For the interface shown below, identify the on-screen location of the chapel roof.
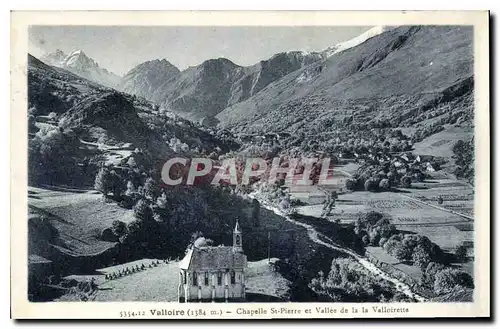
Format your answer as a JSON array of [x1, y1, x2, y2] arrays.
[[179, 246, 247, 271]]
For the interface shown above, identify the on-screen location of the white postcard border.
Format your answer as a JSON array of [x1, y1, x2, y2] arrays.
[[10, 10, 490, 319]]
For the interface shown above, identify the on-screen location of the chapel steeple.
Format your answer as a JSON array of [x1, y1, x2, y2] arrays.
[[233, 219, 243, 253]]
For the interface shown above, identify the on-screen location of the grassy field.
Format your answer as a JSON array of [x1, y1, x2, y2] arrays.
[[366, 247, 424, 282], [58, 258, 290, 302], [294, 174, 475, 285], [244, 258, 291, 300], [413, 125, 474, 159], [28, 186, 136, 256], [288, 166, 354, 205]]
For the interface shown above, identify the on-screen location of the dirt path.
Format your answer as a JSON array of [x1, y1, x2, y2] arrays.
[[250, 193, 427, 302]]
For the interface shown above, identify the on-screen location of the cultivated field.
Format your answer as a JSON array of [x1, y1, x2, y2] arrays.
[[295, 175, 475, 284], [397, 178, 474, 218], [296, 178, 474, 254]]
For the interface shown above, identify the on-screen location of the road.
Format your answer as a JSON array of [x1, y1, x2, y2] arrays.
[[250, 193, 428, 302]]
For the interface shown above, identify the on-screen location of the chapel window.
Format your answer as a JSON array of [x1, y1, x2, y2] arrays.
[[230, 271, 236, 284]]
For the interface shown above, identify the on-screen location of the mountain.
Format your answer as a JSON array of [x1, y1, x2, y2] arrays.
[[27, 53, 238, 187], [148, 58, 245, 121], [122, 51, 325, 122], [215, 26, 474, 154], [40, 49, 67, 65], [117, 59, 180, 100], [322, 26, 392, 57], [41, 49, 120, 88], [118, 27, 394, 122], [227, 51, 325, 107]]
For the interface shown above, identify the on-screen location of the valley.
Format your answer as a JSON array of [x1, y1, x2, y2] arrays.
[[27, 25, 475, 303]]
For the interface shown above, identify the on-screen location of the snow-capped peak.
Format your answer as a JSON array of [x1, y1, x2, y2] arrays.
[[69, 49, 82, 55], [40, 48, 120, 87], [287, 50, 310, 56], [64, 49, 99, 70], [324, 26, 394, 57]]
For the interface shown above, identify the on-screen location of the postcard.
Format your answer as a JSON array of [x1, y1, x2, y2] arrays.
[[10, 10, 490, 319]]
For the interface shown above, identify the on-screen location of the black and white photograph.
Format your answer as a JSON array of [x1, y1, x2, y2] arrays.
[[10, 10, 490, 319]]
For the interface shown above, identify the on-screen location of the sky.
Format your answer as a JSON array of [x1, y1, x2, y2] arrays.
[[29, 26, 372, 76]]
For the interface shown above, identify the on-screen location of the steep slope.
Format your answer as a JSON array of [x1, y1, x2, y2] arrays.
[[28, 54, 238, 187], [150, 58, 243, 121], [59, 91, 156, 148], [117, 59, 180, 99], [216, 26, 474, 146], [28, 54, 109, 115], [227, 51, 325, 106], [123, 51, 324, 122], [41, 49, 121, 88]]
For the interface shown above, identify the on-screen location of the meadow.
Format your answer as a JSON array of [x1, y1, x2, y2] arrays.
[[57, 258, 291, 302], [28, 186, 136, 256], [294, 174, 474, 282]]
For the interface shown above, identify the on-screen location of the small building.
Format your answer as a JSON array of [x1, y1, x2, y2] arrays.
[[178, 220, 247, 302], [426, 162, 436, 172], [416, 155, 434, 163]]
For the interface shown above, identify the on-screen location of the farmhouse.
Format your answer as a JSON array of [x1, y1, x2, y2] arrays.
[[416, 155, 434, 163], [426, 162, 436, 172], [178, 220, 247, 302]]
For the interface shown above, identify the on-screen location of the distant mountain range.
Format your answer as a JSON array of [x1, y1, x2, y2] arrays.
[[36, 25, 474, 154], [216, 26, 474, 133], [115, 51, 325, 123], [38, 27, 391, 123], [41, 49, 121, 88], [115, 26, 393, 123]]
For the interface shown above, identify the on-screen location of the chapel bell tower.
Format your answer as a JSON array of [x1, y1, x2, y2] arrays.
[[233, 219, 243, 253]]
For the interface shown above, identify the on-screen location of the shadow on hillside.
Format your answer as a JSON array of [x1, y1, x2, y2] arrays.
[[389, 188, 411, 193], [39, 184, 92, 193], [246, 292, 286, 302], [396, 229, 418, 235], [410, 186, 430, 190], [29, 205, 76, 226], [394, 260, 413, 266], [390, 185, 430, 193]]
